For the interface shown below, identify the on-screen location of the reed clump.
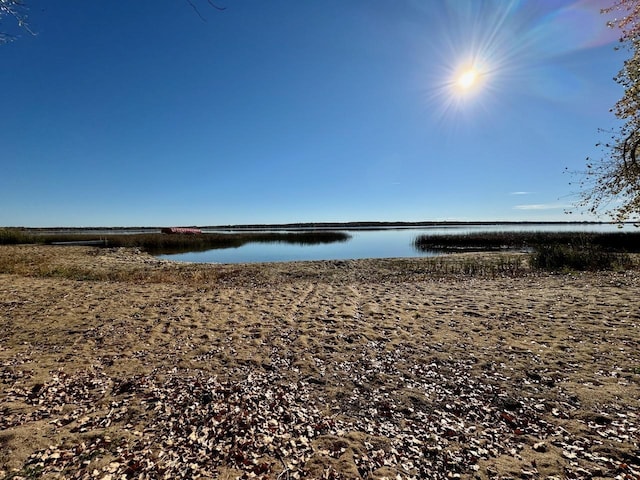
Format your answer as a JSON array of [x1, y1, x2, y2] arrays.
[[0, 228, 33, 244]]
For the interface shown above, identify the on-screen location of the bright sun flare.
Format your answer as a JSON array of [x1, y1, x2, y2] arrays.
[[457, 68, 479, 90]]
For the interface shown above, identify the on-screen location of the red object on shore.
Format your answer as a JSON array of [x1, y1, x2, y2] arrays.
[[161, 227, 202, 234]]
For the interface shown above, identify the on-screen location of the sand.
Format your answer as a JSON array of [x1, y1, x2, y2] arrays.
[[0, 245, 638, 479]]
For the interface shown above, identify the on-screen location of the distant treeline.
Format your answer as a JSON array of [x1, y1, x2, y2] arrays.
[[10, 220, 624, 233], [0, 229, 350, 254], [201, 221, 618, 231]]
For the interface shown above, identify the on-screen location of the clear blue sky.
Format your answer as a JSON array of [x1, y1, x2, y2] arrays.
[[0, 0, 627, 227]]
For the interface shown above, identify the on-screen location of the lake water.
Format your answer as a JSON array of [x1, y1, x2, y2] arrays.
[[157, 223, 634, 264]]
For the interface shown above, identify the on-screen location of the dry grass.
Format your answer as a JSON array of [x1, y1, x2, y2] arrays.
[[0, 245, 534, 285]]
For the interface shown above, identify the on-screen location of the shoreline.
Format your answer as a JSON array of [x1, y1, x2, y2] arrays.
[[1, 245, 638, 479]]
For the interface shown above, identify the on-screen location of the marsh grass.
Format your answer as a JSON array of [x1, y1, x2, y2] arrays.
[[0, 229, 350, 254], [0, 228, 32, 244], [414, 231, 640, 252], [414, 231, 639, 271]]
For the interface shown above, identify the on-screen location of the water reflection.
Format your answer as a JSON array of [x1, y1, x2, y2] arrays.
[[152, 231, 351, 255]]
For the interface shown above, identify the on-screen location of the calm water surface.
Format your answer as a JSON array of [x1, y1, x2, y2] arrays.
[[157, 223, 633, 264]]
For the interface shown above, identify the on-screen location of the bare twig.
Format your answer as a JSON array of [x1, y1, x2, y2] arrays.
[[185, 0, 225, 23], [207, 0, 226, 11], [186, 0, 207, 22]]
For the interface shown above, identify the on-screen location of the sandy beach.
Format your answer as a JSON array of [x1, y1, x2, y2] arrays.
[[1, 245, 639, 479]]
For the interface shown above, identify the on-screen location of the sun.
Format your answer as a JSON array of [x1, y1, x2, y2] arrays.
[[457, 68, 479, 90], [453, 66, 487, 96]]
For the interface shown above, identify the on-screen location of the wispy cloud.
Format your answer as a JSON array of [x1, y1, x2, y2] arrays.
[[514, 203, 568, 211], [510, 191, 533, 195]]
